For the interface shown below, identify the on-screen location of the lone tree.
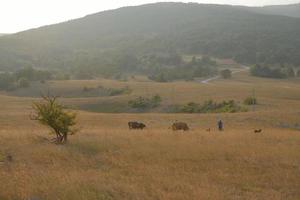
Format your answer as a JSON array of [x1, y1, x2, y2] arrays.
[[31, 95, 77, 144], [220, 69, 232, 79]]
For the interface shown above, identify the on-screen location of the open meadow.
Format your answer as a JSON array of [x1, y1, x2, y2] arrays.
[[0, 71, 300, 200]]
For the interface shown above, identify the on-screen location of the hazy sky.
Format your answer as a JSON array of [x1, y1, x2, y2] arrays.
[[1, 0, 299, 33]]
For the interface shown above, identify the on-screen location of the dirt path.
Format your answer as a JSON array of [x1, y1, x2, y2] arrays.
[[200, 65, 249, 84]]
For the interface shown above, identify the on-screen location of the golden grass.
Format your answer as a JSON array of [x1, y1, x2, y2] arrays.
[[0, 73, 300, 199], [0, 124, 299, 200]]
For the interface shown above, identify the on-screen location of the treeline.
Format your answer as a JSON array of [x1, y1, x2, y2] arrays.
[[0, 67, 53, 91], [127, 96, 248, 113], [250, 64, 299, 79], [67, 53, 218, 82], [1, 3, 300, 72], [128, 95, 162, 111], [173, 100, 247, 113], [82, 86, 131, 97], [147, 55, 217, 82]]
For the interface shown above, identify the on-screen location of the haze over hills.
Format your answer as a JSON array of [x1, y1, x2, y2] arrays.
[[252, 3, 300, 18], [0, 2, 299, 73]]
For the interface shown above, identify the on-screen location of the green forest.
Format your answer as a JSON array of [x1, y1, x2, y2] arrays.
[[0, 3, 300, 79]]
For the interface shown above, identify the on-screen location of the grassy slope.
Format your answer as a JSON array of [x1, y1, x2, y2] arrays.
[[0, 72, 300, 199], [5, 69, 300, 113], [1, 3, 300, 71]]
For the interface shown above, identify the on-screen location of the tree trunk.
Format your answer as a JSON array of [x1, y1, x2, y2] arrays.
[[54, 130, 63, 144], [62, 133, 68, 144]]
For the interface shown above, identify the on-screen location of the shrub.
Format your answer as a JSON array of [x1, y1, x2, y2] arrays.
[[250, 64, 290, 79], [31, 95, 77, 144], [54, 73, 70, 80], [150, 95, 162, 107], [178, 100, 247, 113], [82, 86, 91, 92], [220, 69, 232, 79], [74, 71, 93, 80], [148, 73, 168, 82], [18, 78, 30, 88], [0, 73, 15, 91], [244, 97, 257, 105], [128, 95, 162, 110], [180, 102, 200, 113], [82, 86, 131, 96], [107, 87, 131, 96], [15, 67, 52, 81]]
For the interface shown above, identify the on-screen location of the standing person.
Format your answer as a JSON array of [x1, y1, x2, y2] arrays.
[[218, 120, 223, 131]]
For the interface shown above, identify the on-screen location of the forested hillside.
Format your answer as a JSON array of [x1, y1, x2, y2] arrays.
[[0, 2, 300, 74], [252, 3, 300, 18]]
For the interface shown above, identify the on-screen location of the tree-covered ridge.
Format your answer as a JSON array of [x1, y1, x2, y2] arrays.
[[251, 3, 300, 18], [0, 2, 300, 72]]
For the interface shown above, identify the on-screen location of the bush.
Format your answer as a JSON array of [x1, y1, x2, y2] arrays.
[[107, 87, 131, 96], [31, 95, 77, 144], [0, 73, 15, 91], [148, 73, 168, 82], [74, 71, 93, 80], [18, 78, 30, 88], [220, 69, 232, 79], [180, 102, 199, 113], [244, 97, 257, 105], [129, 97, 149, 109], [128, 95, 162, 110], [0, 68, 54, 91], [82, 86, 131, 96], [178, 100, 247, 113], [250, 64, 290, 79], [15, 67, 52, 81], [54, 73, 70, 80]]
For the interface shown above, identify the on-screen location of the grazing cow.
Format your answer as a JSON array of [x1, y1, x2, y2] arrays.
[[254, 129, 262, 133], [172, 122, 189, 131], [206, 128, 211, 132], [128, 121, 146, 130]]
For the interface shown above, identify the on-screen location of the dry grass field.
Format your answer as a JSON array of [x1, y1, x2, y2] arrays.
[[0, 71, 300, 199]]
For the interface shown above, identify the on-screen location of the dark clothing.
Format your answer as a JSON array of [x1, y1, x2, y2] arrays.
[[218, 120, 223, 131]]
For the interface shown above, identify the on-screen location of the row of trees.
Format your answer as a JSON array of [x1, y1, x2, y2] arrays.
[[0, 67, 53, 91], [65, 53, 219, 82], [250, 64, 299, 79], [1, 3, 300, 72], [128, 95, 162, 111], [147, 55, 218, 82], [176, 100, 247, 113]]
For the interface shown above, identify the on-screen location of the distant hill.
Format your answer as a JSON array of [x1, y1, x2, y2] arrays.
[[252, 3, 300, 18], [0, 34, 6, 37], [0, 2, 300, 72]]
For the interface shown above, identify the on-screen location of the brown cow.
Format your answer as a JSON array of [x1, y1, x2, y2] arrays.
[[172, 122, 189, 131], [128, 122, 146, 130], [254, 129, 262, 133]]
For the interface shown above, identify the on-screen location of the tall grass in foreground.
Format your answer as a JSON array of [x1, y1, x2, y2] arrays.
[[0, 127, 299, 200]]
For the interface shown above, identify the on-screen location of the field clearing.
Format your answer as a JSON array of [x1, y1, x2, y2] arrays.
[[0, 72, 300, 199], [2, 71, 300, 113]]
